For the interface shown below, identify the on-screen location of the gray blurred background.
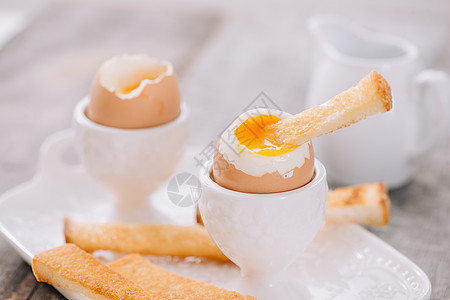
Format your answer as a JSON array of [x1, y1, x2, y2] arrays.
[[0, 0, 449, 299]]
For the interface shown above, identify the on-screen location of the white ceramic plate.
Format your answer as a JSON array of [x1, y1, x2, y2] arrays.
[[0, 130, 431, 300]]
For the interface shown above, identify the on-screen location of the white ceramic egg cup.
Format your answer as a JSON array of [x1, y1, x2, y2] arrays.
[[73, 97, 189, 223], [199, 160, 328, 300]]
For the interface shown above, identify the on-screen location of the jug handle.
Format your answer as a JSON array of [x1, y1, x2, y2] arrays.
[[35, 129, 81, 181], [408, 69, 449, 161]]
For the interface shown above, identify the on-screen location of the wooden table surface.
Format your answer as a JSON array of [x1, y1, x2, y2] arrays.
[[0, 0, 449, 299]]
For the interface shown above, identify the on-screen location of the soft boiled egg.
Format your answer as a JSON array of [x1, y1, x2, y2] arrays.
[[86, 54, 180, 129], [212, 108, 314, 194]]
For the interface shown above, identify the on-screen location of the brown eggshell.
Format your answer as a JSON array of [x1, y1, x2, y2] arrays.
[[212, 142, 315, 194], [86, 64, 180, 129]]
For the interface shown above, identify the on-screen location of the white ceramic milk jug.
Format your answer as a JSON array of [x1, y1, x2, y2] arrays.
[[306, 14, 449, 189]]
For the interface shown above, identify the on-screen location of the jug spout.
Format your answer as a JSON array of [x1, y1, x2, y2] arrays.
[[307, 14, 417, 62]]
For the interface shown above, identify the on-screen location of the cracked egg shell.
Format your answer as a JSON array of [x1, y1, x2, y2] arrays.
[[212, 141, 315, 194], [211, 109, 315, 194], [86, 54, 180, 129]]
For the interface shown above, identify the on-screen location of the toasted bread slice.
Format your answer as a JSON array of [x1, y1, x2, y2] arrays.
[[64, 219, 228, 261], [326, 182, 390, 226], [108, 254, 255, 299], [266, 70, 392, 146], [32, 244, 153, 300]]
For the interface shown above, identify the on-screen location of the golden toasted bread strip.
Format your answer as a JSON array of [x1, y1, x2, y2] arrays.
[[326, 182, 390, 226], [108, 254, 255, 299], [64, 219, 228, 261], [197, 182, 390, 227], [266, 70, 392, 146], [32, 244, 154, 300]]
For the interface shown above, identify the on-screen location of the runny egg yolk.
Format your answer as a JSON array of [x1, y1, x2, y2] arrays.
[[234, 114, 297, 156], [117, 67, 168, 95], [119, 82, 145, 94], [118, 75, 157, 94]]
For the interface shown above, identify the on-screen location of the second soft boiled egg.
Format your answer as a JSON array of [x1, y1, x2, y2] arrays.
[[212, 108, 315, 194], [87, 54, 180, 129]]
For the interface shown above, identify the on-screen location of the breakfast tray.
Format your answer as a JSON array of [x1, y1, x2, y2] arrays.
[[0, 130, 432, 299]]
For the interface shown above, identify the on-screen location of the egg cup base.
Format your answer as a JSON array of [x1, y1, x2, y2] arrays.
[[73, 97, 190, 223], [235, 272, 310, 300], [199, 159, 328, 300]]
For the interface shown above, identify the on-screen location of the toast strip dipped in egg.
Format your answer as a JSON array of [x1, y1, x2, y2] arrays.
[[265, 70, 392, 147]]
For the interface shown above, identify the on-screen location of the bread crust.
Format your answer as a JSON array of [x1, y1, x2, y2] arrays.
[[64, 219, 228, 261], [326, 182, 390, 226], [266, 70, 392, 146], [32, 244, 154, 299], [32, 244, 253, 299], [108, 254, 255, 299]]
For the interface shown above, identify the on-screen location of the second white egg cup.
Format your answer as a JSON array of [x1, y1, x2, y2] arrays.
[[199, 159, 328, 299], [73, 97, 189, 223]]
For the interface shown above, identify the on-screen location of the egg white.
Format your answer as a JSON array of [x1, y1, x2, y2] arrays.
[[99, 54, 173, 100], [218, 108, 312, 177]]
